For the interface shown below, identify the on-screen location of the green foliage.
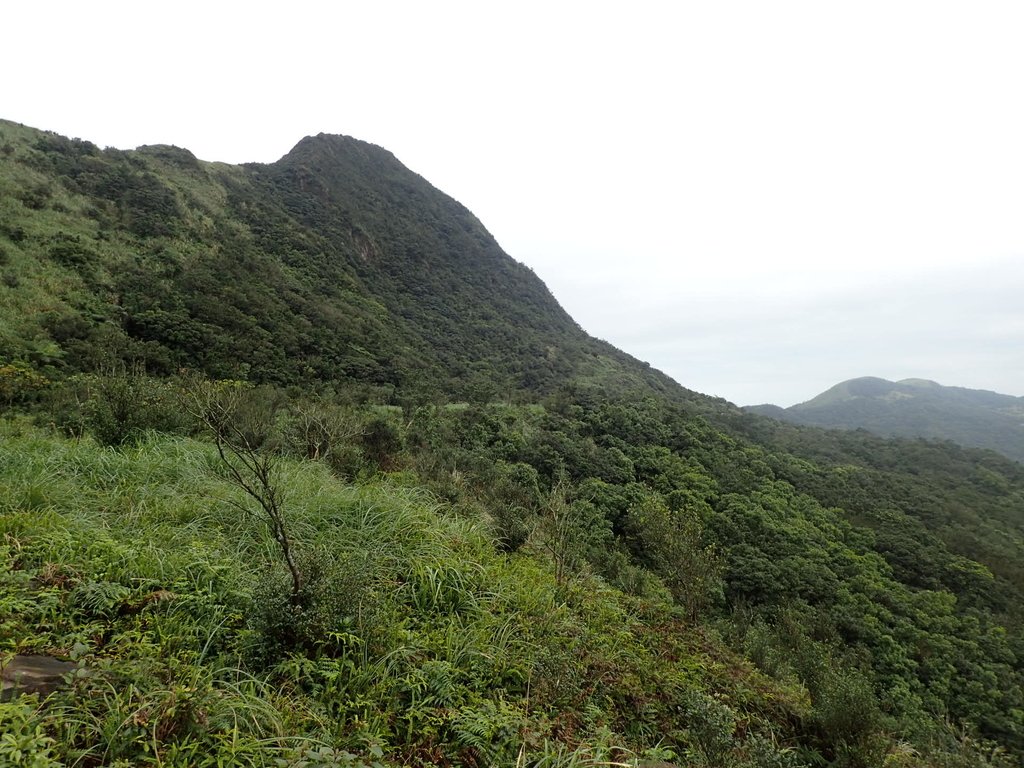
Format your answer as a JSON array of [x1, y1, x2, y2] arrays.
[[75, 371, 186, 446], [283, 396, 365, 465], [185, 377, 304, 612], [246, 547, 374, 667], [0, 423, 813, 766], [484, 460, 542, 551], [533, 480, 591, 586], [0, 118, 682, 403], [0, 699, 61, 768], [0, 361, 48, 408], [622, 494, 722, 620], [396, 397, 1024, 760], [360, 415, 403, 471]]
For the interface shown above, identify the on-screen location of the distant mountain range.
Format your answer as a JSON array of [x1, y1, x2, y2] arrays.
[[746, 377, 1024, 462]]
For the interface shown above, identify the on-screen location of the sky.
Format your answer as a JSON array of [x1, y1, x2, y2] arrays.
[[4, 1, 1023, 406]]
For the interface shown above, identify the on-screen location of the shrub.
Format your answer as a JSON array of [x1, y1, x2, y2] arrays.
[[361, 417, 403, 471], [246, 549, 375, 667], [283, 397, 365, 464], [0, 361, 49, 408], [79, 371, 186, 446]]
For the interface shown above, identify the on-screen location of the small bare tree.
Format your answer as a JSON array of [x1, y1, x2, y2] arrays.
[[185, 380, 303, 603]]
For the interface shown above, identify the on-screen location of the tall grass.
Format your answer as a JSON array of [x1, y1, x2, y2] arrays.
[[0, 421, 809, 766]]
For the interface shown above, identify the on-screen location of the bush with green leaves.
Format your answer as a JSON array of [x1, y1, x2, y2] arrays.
[[0, 699, 61, 768], [44, 371, 186, 446], [0, 361, 48, 409]]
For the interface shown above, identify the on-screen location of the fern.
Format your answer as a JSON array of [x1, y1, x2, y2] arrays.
[[70, 579, 131, 618], [452, 699, 522, 765]]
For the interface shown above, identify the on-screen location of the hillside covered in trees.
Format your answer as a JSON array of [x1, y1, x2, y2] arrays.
[[746, 377, 1024, 463], [1, 120, 1023, 767]]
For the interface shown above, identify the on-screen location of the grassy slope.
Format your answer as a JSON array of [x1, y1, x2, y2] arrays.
[[1, 420, 807, 767]]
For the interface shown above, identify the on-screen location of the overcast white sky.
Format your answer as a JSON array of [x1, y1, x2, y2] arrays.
[[4, 1, 1023, 405]]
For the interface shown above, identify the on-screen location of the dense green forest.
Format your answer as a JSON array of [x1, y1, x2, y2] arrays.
[[1, 120, 1022, 767], [746, 377, 1024, 463]]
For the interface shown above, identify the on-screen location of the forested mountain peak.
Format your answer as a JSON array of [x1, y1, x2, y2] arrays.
[[747, 376, 1024, 462], [0, 118, 662, 401], [898, 377, 942, 388], [277, 131, 405, 174]]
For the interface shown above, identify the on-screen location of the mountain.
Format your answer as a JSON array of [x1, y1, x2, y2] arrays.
[[0, 119, 681, 405], [3, 119, 1024, 766], [746, 376, 1024, 462]]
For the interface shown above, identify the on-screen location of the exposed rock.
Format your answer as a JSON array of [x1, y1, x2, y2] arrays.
[[1, 655, 77, 700]]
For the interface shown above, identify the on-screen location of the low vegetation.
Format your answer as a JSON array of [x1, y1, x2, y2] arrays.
[[2, 411, 804, 767], [2, 372, 1022, 766]]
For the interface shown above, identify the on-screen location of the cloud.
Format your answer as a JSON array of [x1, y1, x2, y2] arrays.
[[562, 260, 1024, 406]]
